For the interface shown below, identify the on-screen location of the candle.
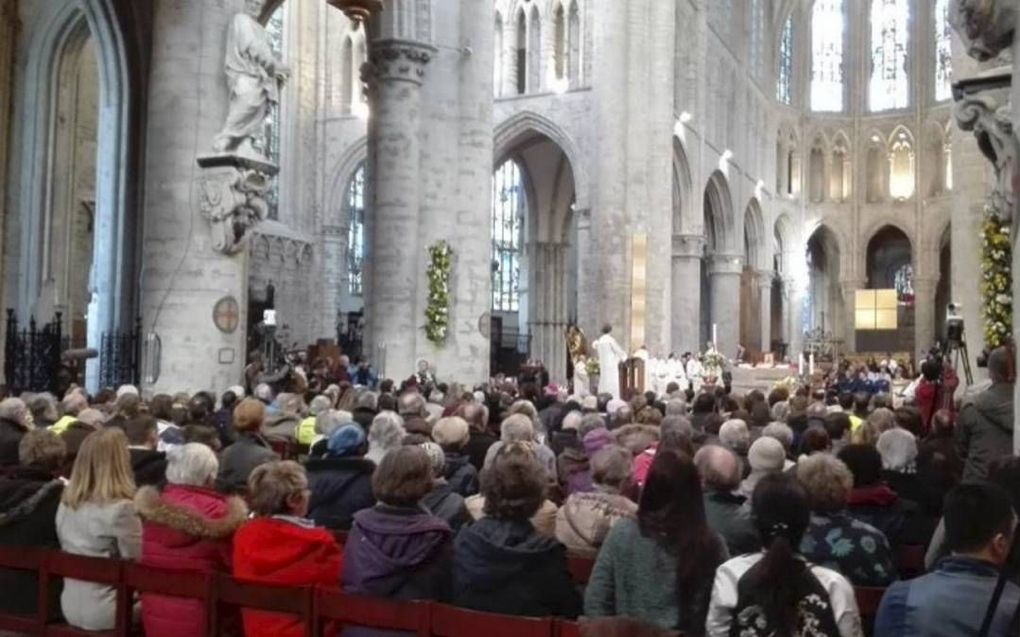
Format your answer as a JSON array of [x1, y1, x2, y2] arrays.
[[799, 353, 805, 376], [809, 353, 815, 377], [712, 324, 717, 347]]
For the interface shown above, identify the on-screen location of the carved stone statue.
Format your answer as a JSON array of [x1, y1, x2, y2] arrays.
[[199, 168, 270, 254], [212, 0, 289, 156], [949, 0, 1020, 62]]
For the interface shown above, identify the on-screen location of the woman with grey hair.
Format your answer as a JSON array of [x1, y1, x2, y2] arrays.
[[555, 445, 638, 555], [135, 443, 248, 637], [877, 428, 942, 515], [0, 398, 32, 467], [307, 408, 352, 458], [481, 414, 557, 478], [365, 411, 406, 465]]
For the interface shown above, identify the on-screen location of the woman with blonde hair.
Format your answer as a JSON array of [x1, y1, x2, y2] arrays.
[[57, 428, 142, 630]]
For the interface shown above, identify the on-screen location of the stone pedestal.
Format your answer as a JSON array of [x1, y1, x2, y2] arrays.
[[362, 39, 433, 380], [139, 0, 253, 396], [708, 254, 742, 359], [671, 234, 703, 354]]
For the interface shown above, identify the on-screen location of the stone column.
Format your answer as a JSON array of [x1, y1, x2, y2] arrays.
[[574, 208, 596, 339], [671, 234, 703, 354], [531, 241, 569, 383], [502, 20, 519, 97], [139, 0, 254, 395], [781, 277, 797, 359], [913, 277, 937, 357], [758, 272, 773, 355], [362, 40, 434, 380], [708, 254, 743, 359], [321, 223, 347, 334], [840, 279, 864, 354], [0, 0, 14, 359]]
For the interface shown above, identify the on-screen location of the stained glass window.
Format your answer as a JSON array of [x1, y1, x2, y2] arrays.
[[778, 16, 793, 104], [935, 0, 953, 101], [347, 163, 366, 297], [492, 160, 525, 312], [811, 0, 844, 112], [869, 0, 910, 111], [259, 5, 285, 220]]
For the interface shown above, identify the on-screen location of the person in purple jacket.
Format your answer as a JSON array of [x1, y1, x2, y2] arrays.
[[342, 445, 453, 637]]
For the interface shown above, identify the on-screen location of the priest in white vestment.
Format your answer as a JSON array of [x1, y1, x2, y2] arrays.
[[573, 355, 590, 398], [668, 354, 687, 394], [593, 325, 627, 399]]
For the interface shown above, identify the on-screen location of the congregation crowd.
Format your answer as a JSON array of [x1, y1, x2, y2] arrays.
[[0, 346, 1016, 637]]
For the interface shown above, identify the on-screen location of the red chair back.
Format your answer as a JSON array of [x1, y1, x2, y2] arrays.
[[123, 563, 214, 598], [313, 588, 427, 636], [855, 586, 886, 628], [567, 555, 595, 586], [430, 604, 553, 637], [895, 544, 926, 579]]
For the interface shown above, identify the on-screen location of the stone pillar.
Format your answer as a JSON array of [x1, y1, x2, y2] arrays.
[[913, 277, 937, 358], [671, 234, 703, 354], [321, 223, 347, 334], [575, 208, 596, 339], [502, 20, 519, 97], [139, 0, 253, 395], [362, 40, 433, 380], [781, 277, 797, 360], [708, 254, 742, 359], [532, 241, 569, 383], [840, 279, 864, 354], [758, 272, 773, 355], [0, 0, 14, 357]]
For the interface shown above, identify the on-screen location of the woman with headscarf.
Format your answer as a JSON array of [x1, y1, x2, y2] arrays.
[[877, 428, 942, 516]]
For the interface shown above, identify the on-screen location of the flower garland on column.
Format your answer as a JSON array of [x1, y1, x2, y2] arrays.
[[425, 241, 453, 344], [980, 206, 1012, 349]]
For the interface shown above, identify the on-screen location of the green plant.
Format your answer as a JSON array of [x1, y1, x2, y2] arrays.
[[424, 241, 453, 344], [980, 209, 1012, 349]]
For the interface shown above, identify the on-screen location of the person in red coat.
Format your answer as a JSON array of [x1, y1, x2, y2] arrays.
[[233, 460, 343, 637], [135, 443, 248, 637]]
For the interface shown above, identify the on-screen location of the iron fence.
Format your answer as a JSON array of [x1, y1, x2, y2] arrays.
[[3, 310, 64, 394]]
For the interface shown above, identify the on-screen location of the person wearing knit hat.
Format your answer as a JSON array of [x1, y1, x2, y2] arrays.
[[739, 436, 787, 498], [305, 421, 375, 530], [419, 441, 469, 530], [432, 417, 478, 497]]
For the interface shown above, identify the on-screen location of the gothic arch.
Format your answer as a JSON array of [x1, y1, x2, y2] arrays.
[[704, 170, 736, 254], [494, 111, 590, 209], [328, 136, 369, 223], [10, 0, 143, 379], [743, 199, 768, 271], [804, 220, 849, 281], [672, 137, 695, 233]]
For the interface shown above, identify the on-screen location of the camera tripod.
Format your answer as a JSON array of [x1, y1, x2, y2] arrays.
[[945, 337, 974, 386]]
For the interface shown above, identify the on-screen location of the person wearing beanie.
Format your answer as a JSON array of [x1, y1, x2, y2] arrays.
[[432, 417, 478, 497], [739, 437, 786, 499], [420, 441, 469, 531], [305, 422, 376, 530]]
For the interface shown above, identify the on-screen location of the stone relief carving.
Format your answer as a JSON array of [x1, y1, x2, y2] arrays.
[[199, 168, 270, 255], [949, 0, 1019, 62], [368, 41, 434, 85], [955, 88, 1019, 227], [212, 0, 290, 157]]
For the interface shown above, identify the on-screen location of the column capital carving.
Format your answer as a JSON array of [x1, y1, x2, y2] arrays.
[[954, 80, 1018, 225], [672, 234, 704, 258], [707, 253, 743, 276], [756, 271, 776, 290], [367, 39, 436, 86], [949, 0, 1018, 62]]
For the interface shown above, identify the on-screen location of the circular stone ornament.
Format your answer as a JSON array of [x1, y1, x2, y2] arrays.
[[213, 296, 241, 334]]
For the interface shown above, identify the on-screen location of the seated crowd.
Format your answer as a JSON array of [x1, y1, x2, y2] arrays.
[[0, 346, 1015, 637]]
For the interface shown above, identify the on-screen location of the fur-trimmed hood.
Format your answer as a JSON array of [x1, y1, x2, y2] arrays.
[[135, 485, 248, 539]]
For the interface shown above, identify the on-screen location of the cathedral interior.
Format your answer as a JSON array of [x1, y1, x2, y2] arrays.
[[0, 0, 1013, 396]]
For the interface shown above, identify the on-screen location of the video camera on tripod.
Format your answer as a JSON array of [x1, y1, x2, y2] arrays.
[[942, 303, 974, 386]]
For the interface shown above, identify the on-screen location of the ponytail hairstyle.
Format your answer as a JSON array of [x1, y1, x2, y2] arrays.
[[746, 473, 812, 635], [638, 450, 723, 634]]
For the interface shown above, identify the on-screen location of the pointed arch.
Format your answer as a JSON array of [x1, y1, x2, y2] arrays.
[[494, 111, 590, 209], [743, 199, 768, 270], [672, 137, 695, 233], [704, 170, 736, 254]]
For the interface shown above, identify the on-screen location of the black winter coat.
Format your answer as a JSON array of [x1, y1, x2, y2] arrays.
[[452, 517, 581, 619], [129, 448, 168, 488], [442, 453, 478, 497], [0, 465, 64, 618], [306, 456, 377, 530], [0, 418, 26, 468], [465, 433, 498, 472]]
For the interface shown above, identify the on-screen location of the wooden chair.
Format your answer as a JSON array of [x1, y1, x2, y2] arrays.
[[854, 586, 886, 633], [429, 604, 554, 637], [895, 544, 926, 579], [312, 588, 426, 637], [42, 552, 127, 637], [216, 574, 314, 637], [567, 555, 595, 586], [0, 546, 48, 635]]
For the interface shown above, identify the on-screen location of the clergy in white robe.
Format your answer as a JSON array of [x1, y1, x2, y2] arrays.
[[667, 355, 687, 393], [686, 355, 704, 394], [593, 326, 627, 399], [652, 356, 670, 396]]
